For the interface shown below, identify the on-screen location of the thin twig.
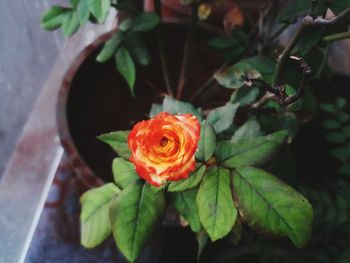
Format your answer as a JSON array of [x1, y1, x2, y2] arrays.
[[317, 44, 330, 77], [189, 60, 230, 102], [156, 32, 174, 96], [273, 6, 350, 86], [176, 3, 197, 100], [323, 31, 350, 42]]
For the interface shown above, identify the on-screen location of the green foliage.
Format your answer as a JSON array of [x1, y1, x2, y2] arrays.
[[231, 119, 262, 143], [41, 6, 70, 31], [207, 103, 239, 133], [169, 189, 201, 232], [77, 0, 91, 25], [230, 85, 260, 106], [96, 31, 124, 63], [215, 130, 288, 168], [62, 11, 80, 37], [197, 167, 238, 241], [110, 181, 165, 262], [195, 121, 216, 161], [331, 0, 350, 14], [168, 165, 206, 192], [90, 0, 111, 23], [97, 130, 131, 159], [80, 183, 120, 248], [112, 158, 139, 188], [124, 33, 151, 66], [130, 13, 160, 32], [162, 96, 203, 120], [233, 167, 313, 247], [214, 56, 275, 89], [321, 98, 350, 175], [116, 47, 136, 96], [277, 0, 328, 24]]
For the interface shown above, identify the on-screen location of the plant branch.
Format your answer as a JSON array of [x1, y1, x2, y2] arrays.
[[189, 60, 230, 102], [273, 6, 350, 86], [323, 31, 350, 42], [247, 56, 311, 109], [176, 3, 197, 100], [156, 32, 174, 96]]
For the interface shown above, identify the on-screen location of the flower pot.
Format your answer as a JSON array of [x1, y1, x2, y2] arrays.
[[57, 22, 226, 188]]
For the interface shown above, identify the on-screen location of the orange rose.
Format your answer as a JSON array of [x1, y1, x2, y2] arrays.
[[128, 112, 201, 186]]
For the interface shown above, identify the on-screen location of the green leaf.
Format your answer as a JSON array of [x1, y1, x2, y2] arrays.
[[119, 18, 133, 31], [338, 112, 350, 123], [149, 103, 163, 117], [325, 132, 346, 144], [231, 119, 262, 143], [208, 37, 238, 49], [277, 0, 328, 23], [131, 13, 160, 32], [321, 120, 341, 129], [297, 27, 325, 56], [336, 97, 347, 109], [70, 0, 80, 9], [110, 181, 165, 262], [96, 31, 124, 62], [207, 103, 239, 133], [214, 56, 275, 89], [97, 130, 131, 159], [330, 147, 350, 161], [62, 11, 80, 37], [343, 126, 350, 137], [197, 167, 237, 241], [331, 0, 350, 14], [216, 130, 288, 168], [77, 0, 91, 25], [116, 47, 136, 96], [196, 230, 208, 260], [41, 6, 70, 31], [232, 167, 313, 248], [230, 86, 259, 105], [338, 164, 350, 175], [112, 158, 139, 188], [169, 189, 201, 232], [168, 165, 206, 192], [320, 103, 338, 114], [124, 33, 151, 66], [90, 0, 111, 23], [162, 96, 203, 120], [196, 121, 216, 162], [80, 183, 120, 248]]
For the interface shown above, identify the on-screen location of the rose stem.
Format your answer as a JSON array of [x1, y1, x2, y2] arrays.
[[154, 0, 174, 97], [176, 3, 198, 100]]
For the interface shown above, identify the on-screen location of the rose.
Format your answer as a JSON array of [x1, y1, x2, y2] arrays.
[[128, 112, 200, 186]]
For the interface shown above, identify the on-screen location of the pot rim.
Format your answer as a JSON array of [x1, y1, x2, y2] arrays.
[[56, 30, 117, 189]]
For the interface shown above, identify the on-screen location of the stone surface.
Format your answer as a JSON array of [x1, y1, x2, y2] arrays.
[[0, 0, 65, 180]]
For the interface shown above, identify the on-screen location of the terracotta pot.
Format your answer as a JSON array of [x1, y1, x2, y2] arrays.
[[56, 22, 226, 189]]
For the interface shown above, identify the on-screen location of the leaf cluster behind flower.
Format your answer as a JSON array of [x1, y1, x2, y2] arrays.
[[81, 96, 313, 262]]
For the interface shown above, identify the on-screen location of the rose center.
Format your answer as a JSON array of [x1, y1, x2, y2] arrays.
[[160, 137, 168, 147]]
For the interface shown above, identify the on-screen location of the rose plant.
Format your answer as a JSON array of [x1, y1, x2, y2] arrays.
[[41, 0, 350, 262]]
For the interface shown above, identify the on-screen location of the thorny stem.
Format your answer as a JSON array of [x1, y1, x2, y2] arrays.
[[176, 3, 198, 100], [246, 56, 312, 109], [273, 6, 350, 86], [273, 25, 306, 86]]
